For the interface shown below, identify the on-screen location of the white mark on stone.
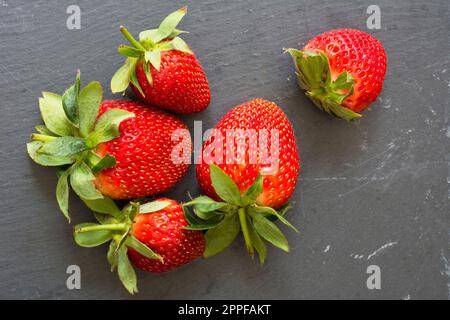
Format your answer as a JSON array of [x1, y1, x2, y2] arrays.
[[425, 188, 434, 200], [403, 294, 411, 300], [367, 242, 398, 260], [381, 97, 391, 109], [324, 245, 330, 253], [441, 248, 450, 299], [350, 253, 365, 260]]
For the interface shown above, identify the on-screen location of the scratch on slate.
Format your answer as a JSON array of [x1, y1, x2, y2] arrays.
[[367, 242, 398, 260], [337, 179, 373, 199]]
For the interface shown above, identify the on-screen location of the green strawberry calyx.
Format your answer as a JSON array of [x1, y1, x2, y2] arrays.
[[111, 6, 193, 95], [183, 164, 299, 264], [285, 48, 362, 121], [74, 198, 171, 294], [26, 71, 135, 222]]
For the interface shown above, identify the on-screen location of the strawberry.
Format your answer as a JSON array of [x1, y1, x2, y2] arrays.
[[94, 100, 191, 200], [128, 198, 205, 273], [184, 99, 300, 263], [27, 72, 191, 222], [286, 29, 387, 120], [111, 7, 210, 114], [74, 198, 205, 294]]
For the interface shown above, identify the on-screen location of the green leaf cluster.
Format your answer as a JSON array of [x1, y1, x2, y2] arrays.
[[286, 48, 361, 121], [73, 198, 170, 294], [183, 164, 299, 264], [111, 7, 193, 95], [27, 71, 134, 222]]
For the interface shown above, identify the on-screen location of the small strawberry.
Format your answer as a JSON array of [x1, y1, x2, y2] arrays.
[[74, 198, 205, 294], [111, 7, 211, 114], [27, 72, 191, 222], [286, 29, 387, 120], [184, 99, 300, 263]]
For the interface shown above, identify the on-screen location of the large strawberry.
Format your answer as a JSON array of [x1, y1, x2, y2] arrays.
[[184, 99, 300, 263], [27, 72, 192, 222], [286, 29, 387, 120], [111, 7, 210, 114], [93, 100, 191, 199], [74, 198, 205, 294]]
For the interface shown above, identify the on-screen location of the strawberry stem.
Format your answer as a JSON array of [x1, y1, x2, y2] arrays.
[[120, 26, 145, 51], [238, 207, 254, 257], [75, 223, 128, 233], [31, 133, 57, 143]]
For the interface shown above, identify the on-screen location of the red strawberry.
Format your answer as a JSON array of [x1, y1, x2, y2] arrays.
[[184, 99, 300, 263], [196, 99, 300, 209], [287, 29, 387, 120], [111, 7, 210, 114], [128, 198, 205, 273], [94, 100, 192, 199], [74, 198, 205, 294], [28, 73, 192, 222]]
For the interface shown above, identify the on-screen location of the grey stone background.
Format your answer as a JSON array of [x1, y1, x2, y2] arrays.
[[0, 0, 448, 299]]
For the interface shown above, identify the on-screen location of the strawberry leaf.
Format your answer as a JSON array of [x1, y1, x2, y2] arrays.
[[203, 214, 240, 258], [247, 217, 267, 264], [193, 207, 223, 220], [39, 92, 73, 136], [111, 57, 137, 94], [152, 7, 187, 43], [107, 241, 119, 272], [70, 160, 103, 200], [184, 195, 232, 213], [171, 37, 193, 54], [242, 173, 263, 205], [82, 197, 122, 217], [118, 45, 144, 58], [73, 223, 114, 247], [117, 246, 138, 294], [183, 214, 224, 230], [249, 206, 299, 233], [35, 125, 57, 136], [125, 236, 162, 261], [142, 61, 153, 86], [62, 71, 81, 125], [37, 136, 87, 157], [56, 168, 71, 222], [27, 141, 74, 166], [91, 154, 116, 174], [78, 81, 103, 137], [94, 212, 117, 225], [209, 164, 242, 206], [144, 49, 162, 71], [251, 213, 289, 252], [86, 109, 134, 147], [139, 28, 187, 43], [183, 206, 198, 226], [129, 65, 145, 96], [139, 200, 171, 214]]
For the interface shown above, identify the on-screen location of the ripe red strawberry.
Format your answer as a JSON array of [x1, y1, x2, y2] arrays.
[[111, 7, 210, 114], [74, 198, 205, 294], [128, 198, 205, 273], [27, 73, 192, 222], [287, 29, 387, 120], [94, 100, 192, 199], [196, 99, 300, 209], [184, 99, 300, 263]]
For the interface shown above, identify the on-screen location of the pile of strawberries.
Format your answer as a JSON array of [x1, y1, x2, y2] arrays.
[[27, 7, 386, 294]]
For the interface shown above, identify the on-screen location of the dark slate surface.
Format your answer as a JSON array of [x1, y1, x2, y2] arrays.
[[0, 0, 449, 300]]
